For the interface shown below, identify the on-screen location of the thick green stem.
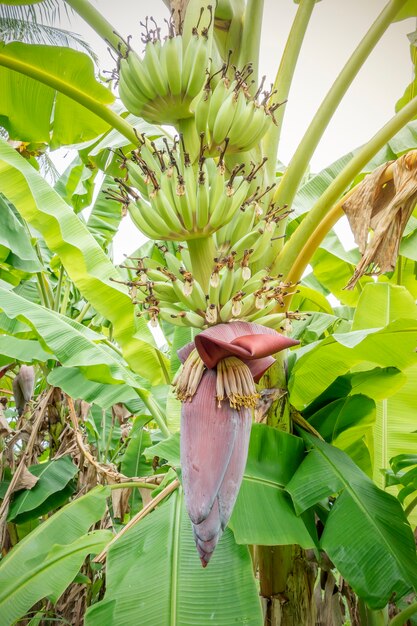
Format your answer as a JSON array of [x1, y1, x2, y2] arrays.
[[358, 600, 389, 626], [390, 601, 417, 626], [262, 0, 316, 182], [64, 0, 126, 53], [75, 301, 92, 323], [238, 0, 264, 88], [273, 93, 417, 277], [187, 237, 215, 292], [108, 482, 156, 490], [0, 53, 139, 147], [135, 388, 170, 438], [273, 0, 406, 210]]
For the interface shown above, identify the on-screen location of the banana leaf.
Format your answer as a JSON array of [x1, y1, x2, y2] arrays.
[[85, 490, 263, 626], [7, 456, 78, 523], [0, 41, 113, 148], [287, 434, 417, 609], [0, 139, 169, 384], [0, 486, 110, 625]]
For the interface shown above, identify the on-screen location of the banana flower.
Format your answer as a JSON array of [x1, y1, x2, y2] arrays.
[[174, 321, 299, 566]]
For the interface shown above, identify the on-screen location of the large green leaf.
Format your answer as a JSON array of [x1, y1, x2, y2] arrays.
[[0, 486, 110, 623], [0, 195, 41, 272], [0, 41, 113, 148], [0, 530, 112, 626], [0, 286, 142, 387], [85, 491, 263, 626], [352, 283, 417, 330], [54, 154, 97, 213], [47, 366, 141, 410], [308, 394, 376, 450], [350, 284, 417, 484], [7, 456, 78, 523], [289, 318, 417, 409], [0, 139, 168, 384], [230, 425, 314, 547], [86, 177, 122, 249], [287, 434, 417, 609], [0, 334, 51, 366]]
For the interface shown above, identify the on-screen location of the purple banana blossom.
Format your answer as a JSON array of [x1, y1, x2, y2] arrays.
[[175, 321, 299, 566]]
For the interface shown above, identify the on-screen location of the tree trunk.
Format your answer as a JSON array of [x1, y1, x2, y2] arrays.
[[257, 544, 317, 626]]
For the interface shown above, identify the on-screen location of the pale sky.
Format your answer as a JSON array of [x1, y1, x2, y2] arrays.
[[56, 1, 415, 259]]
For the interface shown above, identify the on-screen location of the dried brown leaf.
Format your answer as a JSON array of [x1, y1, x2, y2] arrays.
[[14, 465, 39, 491], [343, 151, 417, 288]]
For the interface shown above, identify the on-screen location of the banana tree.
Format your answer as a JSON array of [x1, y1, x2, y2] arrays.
[[1, 1, 417, 625]]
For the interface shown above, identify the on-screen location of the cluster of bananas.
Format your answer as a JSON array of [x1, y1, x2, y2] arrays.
[[118, 205, 298, 329], [114, 138, 268, 241], [118, 9, 213, 125], [193, 62, 281, 154]]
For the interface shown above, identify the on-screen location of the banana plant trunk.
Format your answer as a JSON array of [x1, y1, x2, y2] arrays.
[[257, 355, 317, 626]]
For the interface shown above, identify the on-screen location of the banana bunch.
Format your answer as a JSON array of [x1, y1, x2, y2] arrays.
[[193, 63, 281, 155], [120, 139, 265, 241], [120, 242, 299, 329], [118, 9, 213, 125]]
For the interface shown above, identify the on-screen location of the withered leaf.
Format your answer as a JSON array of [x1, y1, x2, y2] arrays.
[[14, 466, 39, 491], [343, 150, 417, 289]]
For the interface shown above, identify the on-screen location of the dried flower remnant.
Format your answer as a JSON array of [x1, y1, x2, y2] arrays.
[[174, 321, 299, 566], [343, 150, 417, 289]]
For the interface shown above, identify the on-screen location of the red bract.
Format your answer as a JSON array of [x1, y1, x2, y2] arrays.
[[176, 322, 299, 566]]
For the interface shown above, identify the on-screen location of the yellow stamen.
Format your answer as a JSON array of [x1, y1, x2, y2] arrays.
[[174, 349, 206, 402], [216, 356, 259, 410]]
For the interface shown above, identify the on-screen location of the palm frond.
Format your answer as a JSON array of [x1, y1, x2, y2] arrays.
[[0, 0, 63, 26], [0, 17, 98, 61]]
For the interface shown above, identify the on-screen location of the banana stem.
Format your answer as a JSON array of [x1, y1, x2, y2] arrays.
[[64, 0, 126, 53], [53, 265, 65, 311], [272, 0, 406, 211], [262, 0, 316, 182], [135, 388, 170, 438], [282, 162, 395, 307], [187, 237, 215, 292], [273, 93, 417, 278], [390, 601, 417, 626], [238, 0, 264, 88], [0, 53, 139, 147]]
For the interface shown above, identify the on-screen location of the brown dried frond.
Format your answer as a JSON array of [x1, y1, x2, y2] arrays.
[[343, 151, 417, 289]]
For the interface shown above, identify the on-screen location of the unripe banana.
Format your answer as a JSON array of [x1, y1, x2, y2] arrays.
[[219, 264, 235, 306], [212, 89, 236, 145], [128, 200, 164, 240], [161, 35, 183, 96], [125, 51, 157, 101], [143, 40, 169, 98]]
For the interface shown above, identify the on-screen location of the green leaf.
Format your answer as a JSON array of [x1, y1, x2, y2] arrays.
[[54, 154, 97, 213], [0, 334, 51, 366], [85, 491, 263, 626], [0, 286, 143, 387], [0, 530, 112, 625], [8, 456, 78, 523], [47, 366, 142, 410], [287, 434, 417, 609], [120, 421, 153, 478], [230, 425, 314, 547], [86, 178, 122, 249], [0, 195, 41, 272], [351, 284, 417, 486], [289, 318, 417, 409], [308, 394, 376, 450], [0, 42, 113, 148], [352, 284, 417, 330], [0, 139, 168, 384], [0, 486, 110, 624]]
